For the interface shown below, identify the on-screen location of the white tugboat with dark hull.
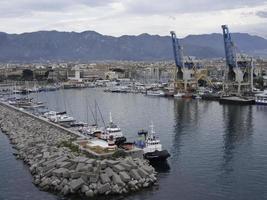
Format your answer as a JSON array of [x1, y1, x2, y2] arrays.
[[137, 123, 170, 162]]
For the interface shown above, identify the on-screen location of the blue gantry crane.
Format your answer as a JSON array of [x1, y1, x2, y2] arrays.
[[170, 31, 185, 81], [170, 31, 184, 70], [222, 25, 237, 69], [221, 25, 238, 82], [221, 25, 253, 94], [170, 31, 203, 91]]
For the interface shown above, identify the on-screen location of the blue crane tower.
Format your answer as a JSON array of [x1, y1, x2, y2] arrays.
[[170, 31, 185, 80], [170, 31, 184, 69], [170, 31, 188, 80], [221, 25, 253, 94], [221, 25, 237, 82], [170, 31, 196, 91]]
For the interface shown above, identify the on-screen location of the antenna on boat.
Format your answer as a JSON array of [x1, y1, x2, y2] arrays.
[[150, 121, 155, 135]]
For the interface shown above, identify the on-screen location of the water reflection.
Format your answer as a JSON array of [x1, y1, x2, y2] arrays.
[[221, 105, 254, 172], [151, 161, 171, 173], [171, 99, 201, 159]]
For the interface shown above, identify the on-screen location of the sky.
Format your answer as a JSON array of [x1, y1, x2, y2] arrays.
[[0, 0, 267, 38]]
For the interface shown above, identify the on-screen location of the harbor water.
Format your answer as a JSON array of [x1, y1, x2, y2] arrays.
[[1, 88, 267, 200]]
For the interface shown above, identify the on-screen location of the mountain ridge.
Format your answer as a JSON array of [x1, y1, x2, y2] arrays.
[[0, 30, 266, 62]]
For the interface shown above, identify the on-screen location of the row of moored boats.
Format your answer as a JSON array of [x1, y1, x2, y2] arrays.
[[2, 96, 170, 163]]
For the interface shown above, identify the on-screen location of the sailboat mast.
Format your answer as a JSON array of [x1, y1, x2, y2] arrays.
[[109, 112, 113, 123], [95, 100, 98, 126]]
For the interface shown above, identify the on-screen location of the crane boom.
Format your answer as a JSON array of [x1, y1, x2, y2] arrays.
[[170, 31, 184, 69], [221, 25, 237, 68]]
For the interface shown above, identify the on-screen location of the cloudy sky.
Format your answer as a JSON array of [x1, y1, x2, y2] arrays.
[[0, 0, 267, 38]]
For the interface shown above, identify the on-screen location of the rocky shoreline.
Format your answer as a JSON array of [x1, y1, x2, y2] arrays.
[[0, 104, 157, 198]]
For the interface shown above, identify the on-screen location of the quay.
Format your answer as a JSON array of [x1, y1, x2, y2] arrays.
[[0, 102, 157, 197]]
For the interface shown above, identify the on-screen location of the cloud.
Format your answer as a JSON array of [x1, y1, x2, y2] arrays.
[[0, 0, 267, 38], [256, 10, 267, 18], [123, 0, 267, 15], [0, 0, 117, 18]]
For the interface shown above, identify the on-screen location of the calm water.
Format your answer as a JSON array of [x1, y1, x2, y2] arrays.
[[1, 88, 267, 200]]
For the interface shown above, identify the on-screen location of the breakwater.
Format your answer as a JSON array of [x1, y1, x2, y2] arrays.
[[0, 103, 157, 198]]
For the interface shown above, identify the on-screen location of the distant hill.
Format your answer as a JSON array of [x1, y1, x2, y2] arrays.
[[0, 31, 266, 62]]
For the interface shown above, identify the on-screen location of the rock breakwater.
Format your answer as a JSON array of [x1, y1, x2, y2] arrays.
[[0, 104, 157, 197]]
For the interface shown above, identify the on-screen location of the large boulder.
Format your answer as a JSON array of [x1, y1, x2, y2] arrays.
[[129, 169, 141, 180], [119, 171, 131, 182], [100, 173, 110, 184], [69, 178, 85, 191], [98, 183, 111, 194]]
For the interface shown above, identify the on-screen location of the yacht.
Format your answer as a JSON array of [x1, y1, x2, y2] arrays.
[[43, 111, 74, 123], [52, 115, 75, 123], [79, 124, 105, 137], [146, 90, 165, 97], [174, 92, 185, 98], [136, 123, 170, 162], [255, 90, 267, 105], [100, 113, 124, 140], [43, 111, 65, 119]]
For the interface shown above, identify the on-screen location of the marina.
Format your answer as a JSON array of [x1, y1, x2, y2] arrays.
[[0, 4, 267, 199], [0, 99, 157, 198], [1, 88, 267, 200]]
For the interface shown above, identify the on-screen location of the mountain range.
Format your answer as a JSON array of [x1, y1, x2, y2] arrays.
[[0, 30, 267, 62]]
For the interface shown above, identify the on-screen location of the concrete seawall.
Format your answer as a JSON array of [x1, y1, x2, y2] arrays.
[[0, 102, 157, 197]]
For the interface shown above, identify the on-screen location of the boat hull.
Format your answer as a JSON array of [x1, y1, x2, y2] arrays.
[[219, 97, 255, 105], [256, 101, 267, 105], [144, 150, 170, 162]]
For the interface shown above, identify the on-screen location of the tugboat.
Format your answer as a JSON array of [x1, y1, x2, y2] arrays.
[[136, 122, 170, 162]]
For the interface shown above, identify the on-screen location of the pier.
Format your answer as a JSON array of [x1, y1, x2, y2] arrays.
[[0, 102, 157, 197]]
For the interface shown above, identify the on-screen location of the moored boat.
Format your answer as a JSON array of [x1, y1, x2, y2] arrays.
[[255, 90, 267, 105], [219, 96, 255, 105], [136, 123, 170, 162], [174, 92, 185, 98], [100, 113, 125, 141], [146, 90, 165, 97]]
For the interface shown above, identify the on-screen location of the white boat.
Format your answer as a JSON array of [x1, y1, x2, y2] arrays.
[[136, 122, 170, 162], [43, 111, 74, 123], [79, 125, 104, 136], [43, 111, 59, 118], [143, 123, 162, 154], [146, 90, 165, 97], [174, 92, 185, 98], [101, 113, 124, 140], [255, 90, 267, 105], [53, 115, 75, 123]]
